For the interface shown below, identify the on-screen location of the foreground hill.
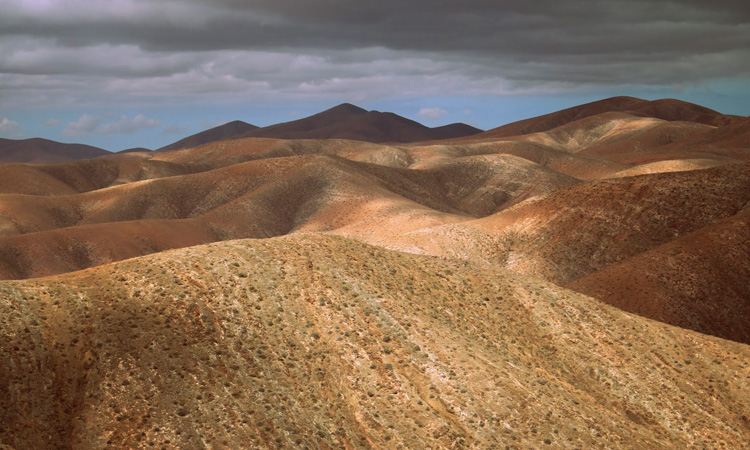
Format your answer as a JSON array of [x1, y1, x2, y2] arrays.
[[0, 137, 110, 163], [1, 234, 748, 449]]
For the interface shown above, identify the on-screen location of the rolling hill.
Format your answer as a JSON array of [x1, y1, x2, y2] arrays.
[[158, 104, 483, 151], [1, 234, 748, 449], [469, 96, 741, 140], [157, 120, 259, 152], [567, 207, 750, 343], [0, 137, 110, 163], [242, 103, 483, 143]]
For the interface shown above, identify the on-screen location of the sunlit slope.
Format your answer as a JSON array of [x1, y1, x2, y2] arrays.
[[1, 234, 748, 449]]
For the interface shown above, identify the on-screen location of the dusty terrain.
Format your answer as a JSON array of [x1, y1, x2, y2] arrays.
[[1, 97, 749, 449], [2, 235, 749, 449]]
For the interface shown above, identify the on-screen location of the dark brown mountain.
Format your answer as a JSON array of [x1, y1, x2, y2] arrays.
[[240, 103, 482, 143], [0, 137, 110, 163], [157, 120, 259, 152], [157, 105, 481, 151], [117, 147, 152, 153]]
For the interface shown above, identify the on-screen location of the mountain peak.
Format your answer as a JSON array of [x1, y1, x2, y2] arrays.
[[324, 103, 369, 115], [157, 120, 259, 152]]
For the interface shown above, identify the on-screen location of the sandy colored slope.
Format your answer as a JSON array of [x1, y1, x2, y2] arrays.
[[1, 234, 749, 450], [604, 159, 729, 178], [154, 134, 628, 180], [419, 154, 578, 216], [519, 112, 714, 157], [479, 111, 747, 173], [567, 208, 750, 344], [0, 154, 471, 236], [354, 162, 750, 344], [0, 219, 217, 280], [409, 140, 629, 179], [577, 120, 715, 157], [151, 137, 415, 169]]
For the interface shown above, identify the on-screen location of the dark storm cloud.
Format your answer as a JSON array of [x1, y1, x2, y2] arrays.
[[0, 0, 748, 106]]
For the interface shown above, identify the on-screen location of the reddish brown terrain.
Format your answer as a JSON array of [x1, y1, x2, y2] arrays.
[[0, 137, 110, 163], [568, 208, 750, 343], [1, 97, 749, 449]]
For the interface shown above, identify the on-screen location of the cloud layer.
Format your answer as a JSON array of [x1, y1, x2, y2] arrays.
[[0, 117, 20, 133], [418, 107, 449, 121], [1, 0, 748, 108], [63, 113, 161, 137]]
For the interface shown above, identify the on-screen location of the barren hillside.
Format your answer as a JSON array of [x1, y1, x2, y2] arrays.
[[0, 138, 110, 164], [1, 235, 748, 449], [158, 121, 259, 152], [567, 208, 750, 343], [468, 96, 740, 140]]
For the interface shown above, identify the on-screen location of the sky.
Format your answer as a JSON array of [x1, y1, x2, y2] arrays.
[[1, 0, 748, 151]]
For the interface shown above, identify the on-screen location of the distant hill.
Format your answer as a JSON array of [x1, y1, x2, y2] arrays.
[[242, 103, 482, 143], [471, 96, 740, 140], [158, 120, 259, 152], [158, 104, 482, 152], [117, 147, 152, 153], [0, 137, 110, 163]]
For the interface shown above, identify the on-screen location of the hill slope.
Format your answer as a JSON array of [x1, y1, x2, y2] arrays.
[[0, 138, 110, 164], [472, 97, 739, 140], [567, 208, 750, 343], [1, 234, 748, 449], [158, 120, 259, 152], [242, 104, 482, 143], [0, 152, 576, 279], [469, 163, 750, 284], [157, 104, 482, 152]]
